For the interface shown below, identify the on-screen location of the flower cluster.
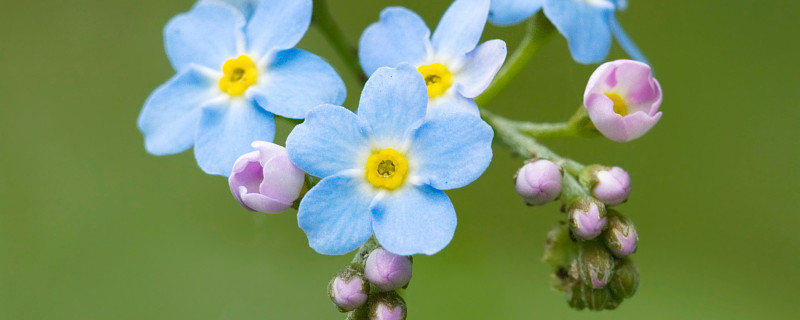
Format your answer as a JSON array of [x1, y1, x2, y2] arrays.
[[137, 0, 664, 316]]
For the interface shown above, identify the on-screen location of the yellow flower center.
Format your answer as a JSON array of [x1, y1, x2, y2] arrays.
[[219, 55, 258, 96], [606, 93, 628, 116], [366, 148, 408, 190], [417, 63, 453, 99]]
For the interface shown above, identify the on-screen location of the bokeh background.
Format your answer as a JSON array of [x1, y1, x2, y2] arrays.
[[1, 0, 798, 319]]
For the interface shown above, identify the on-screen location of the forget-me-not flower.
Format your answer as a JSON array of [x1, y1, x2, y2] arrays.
[[488, 0, 646, 64], [286, 64, 494, 255], [138, 0, 346, 176], [359, 0, 507, 117]]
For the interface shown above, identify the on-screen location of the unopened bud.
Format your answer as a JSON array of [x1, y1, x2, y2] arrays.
[[328, 265, 369, 312], [583, 286, 610, 311], [609, 259, 639, 299], [369, 291, 407, 320], [603, 211, 638, 258], [578, 243, 615, 289], [568, 198, 607, 240], [591, 166, 631, 206], [364, 248, 413, 291], [543, 222, 579, 269], [565, 280, 586, 310], [514, 159, 563, 205], [604, 290, 624, 310]]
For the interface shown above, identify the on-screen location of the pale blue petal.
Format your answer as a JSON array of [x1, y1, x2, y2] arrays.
[[137, 68, 218, 155], [245, 0, 312, 58], [298, 174, 375, 255], [408, 113, 493, 190], [371, 185, 456, 255], [357, 64, 427, 143], [202, 0, 259, 20], [286, 105, 371, 178], [164, 2, 245, 71], [194, 99, 276, 176], [488, 0, 544, 26], [454, 39, 507, 98], [608, 14, 648, 64], [427, 93, 479, 118], [358, 7, 431, 76], [431, 0, 490, 61], [247, 49, 346, 119], [613, 0, 628, 10], [543, 0, 612, 64]]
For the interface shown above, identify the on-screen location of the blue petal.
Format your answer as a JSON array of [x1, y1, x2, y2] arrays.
[[298, 174, 376, 255], [454, 39, 507, 98], [408, 113, 493, 190], [202, 0, 260, 20], [286, 105, 371, 178], [247, 49, 346, 119], [488, 0, 544, 26], [137, 68, 218, 155], [371, 185, 457, 255], [608, 14, 648, 64], [427, 92, 479, 118], [357, 64, 427, 144], [431, 0, 490, 61], [245, 0, 311, 58], [164, 2, 245, 71], [194, 99, 276, 176], [543, 0, 612, 64], [358, 7, 431, 76]]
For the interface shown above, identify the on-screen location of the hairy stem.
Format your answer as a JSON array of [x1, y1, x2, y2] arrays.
[[475, 11, 556, 107], [312, 0, 367, 84]]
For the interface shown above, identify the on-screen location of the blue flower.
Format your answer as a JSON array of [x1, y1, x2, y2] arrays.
[[488, 0, 646, 64], [358, 0, 506, 117], [286, 64, 494, 255], [138, 0, 346, 176]]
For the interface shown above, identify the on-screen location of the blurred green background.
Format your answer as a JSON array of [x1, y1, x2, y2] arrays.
[[1, 0, 798, 319]]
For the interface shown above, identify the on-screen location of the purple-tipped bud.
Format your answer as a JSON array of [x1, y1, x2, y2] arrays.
[[568, 198, 607, 240], [578, 244, 615, 290], [369, 291, 407, 320], [228, 141, 305, 213], [328, 265, 369, 312], [609, 259, 639, 299], [603, 211, 638, 258], [592, 167, 631, 206], [514, 159, 563, 205], [364, 248, 412, 292]]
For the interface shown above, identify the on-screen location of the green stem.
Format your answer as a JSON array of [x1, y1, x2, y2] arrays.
[[560, 172, 589, 204], [350, 236, 379, 266], [475, 11, 555, 107], [312, 0, 367, 84]]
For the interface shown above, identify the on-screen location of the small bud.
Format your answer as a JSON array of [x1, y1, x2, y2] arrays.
[[328, 265, 369, 312], [578, 243, 615, 289], [603, 211, 638, 258], [605, 292, 624, 310], [565, 281, 586, 310], [514, 159, 563, 205], [228, 141, 305, 213], [364, 248, 413, 292], [609, 259, 639, 299], [582, 286, 610, 311], [568, 198, 607, 240], [591, 167, 631, 206], [369, 291, 407, 320]]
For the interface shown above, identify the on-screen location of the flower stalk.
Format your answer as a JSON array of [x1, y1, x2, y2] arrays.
[[312, 0, 367, 84]]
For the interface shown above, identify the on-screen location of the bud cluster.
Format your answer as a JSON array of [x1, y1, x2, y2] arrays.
[[328, 246, 412, 319]]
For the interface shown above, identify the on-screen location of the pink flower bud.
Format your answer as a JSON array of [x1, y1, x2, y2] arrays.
[[328, 266, 369, 312], [603, 212, 638, 258], [228, 141, 305, 213], [369, 292, 407, 320], [583, 60, 662, 142], [364, 248, 412, 292], [568, 198, 607, 240], [592, 167, 631, 206], [514, 160, 562, 205]]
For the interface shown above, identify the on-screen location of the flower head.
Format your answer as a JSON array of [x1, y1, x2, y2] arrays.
[[138, 0, 346, 176], [328, 265, 370, 312], [603, 211, 638, 257], [489, 0, 645, 64], [286, 64, 494, 255], [364, 248, 413, 292], [584, 60, 662, 142], [359, 0, 507, 117], [228, 141, 304, 213], [568, 197, 607, 240], [514, 159, 563, 205], [591, 166, 631, 205]]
